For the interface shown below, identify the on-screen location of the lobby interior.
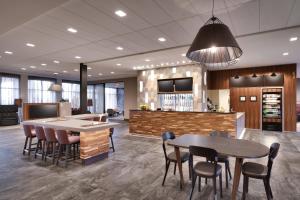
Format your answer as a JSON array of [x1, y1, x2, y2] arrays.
[[1, 0, 300, 200]]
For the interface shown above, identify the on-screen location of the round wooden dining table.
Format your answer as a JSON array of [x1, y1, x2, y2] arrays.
[[167, 134, 270, 200]]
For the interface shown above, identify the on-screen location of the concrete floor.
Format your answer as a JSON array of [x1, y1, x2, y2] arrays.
[[0, 122, 300, 200]]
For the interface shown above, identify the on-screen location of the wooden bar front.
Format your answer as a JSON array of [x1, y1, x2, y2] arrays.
[[129, 110, 239, 137]]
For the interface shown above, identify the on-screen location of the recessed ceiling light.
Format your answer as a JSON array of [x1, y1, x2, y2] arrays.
[[75, 56, 81, 59], [88, 74, 92, 77], [30, 66, 36, 69], [4, 51, 13, 55], [74, 69, 79, 72], [236, 58, 240, 61], [115, 10, 127, 17], [182, 60, 186, 64], [41, 63, 47, 66], [145, 59, 151, 62], [110, 72, 115, 74], [98, 73, 103, 76], [116, 63, 122, 66], [282, 52, 289, 56], [67, 27, 77, 33], [132, 66, 136, 70], [166, 62, 169, 65], [53, 72, 59, 75], [87, 67, 92, 70], [63, 70, 68, 73], [116, 46, 124, 50], [53, 60, 60, 64], [21, 68, 26, 71], [181, 53, 186, 57], [158, 37, 166, 42], [26, 43, 35, 47], [290, 37, 298, 42]]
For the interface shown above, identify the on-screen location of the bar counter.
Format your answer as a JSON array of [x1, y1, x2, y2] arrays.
[[129, 110, 245, 138]]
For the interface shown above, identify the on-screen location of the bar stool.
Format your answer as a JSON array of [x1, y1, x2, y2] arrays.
[[22, 124, 36, 156], [44, 127, 59, 164], [34, 126, 46, 160], [100, 115, 107, 122], [109, 128, 115, 152], [93, 116, 100, 121], [56, 130, 80, 167]]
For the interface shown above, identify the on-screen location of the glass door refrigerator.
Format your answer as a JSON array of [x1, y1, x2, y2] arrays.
[[159, 93, 193, 111], [262, 88, 283, 131]]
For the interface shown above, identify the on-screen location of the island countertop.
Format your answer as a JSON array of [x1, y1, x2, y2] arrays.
[[129, 110, 245, 138]]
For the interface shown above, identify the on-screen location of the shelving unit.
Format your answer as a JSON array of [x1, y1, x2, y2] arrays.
[[159, 93, 193, 111]]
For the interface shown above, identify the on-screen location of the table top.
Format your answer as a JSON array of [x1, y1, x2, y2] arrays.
[[167, 134, 269, 159], [22, 114, 118, 132]]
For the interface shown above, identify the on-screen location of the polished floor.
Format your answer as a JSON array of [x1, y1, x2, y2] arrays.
[[0, 122, 300, 200]]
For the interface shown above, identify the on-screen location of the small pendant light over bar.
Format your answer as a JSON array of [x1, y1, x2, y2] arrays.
[[186, 0, 242, 67]]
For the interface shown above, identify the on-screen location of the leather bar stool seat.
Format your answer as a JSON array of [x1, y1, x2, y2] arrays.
[[44, 128, 59, 164], [34, 126, 47, 160], [242, 162, 268, 178], [194, 162, 222, 177], [68, 135, 80, 144], [22, 125, 37, 156]]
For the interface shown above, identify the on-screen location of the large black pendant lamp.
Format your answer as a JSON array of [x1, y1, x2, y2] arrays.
[[186, 0, 242, 67]]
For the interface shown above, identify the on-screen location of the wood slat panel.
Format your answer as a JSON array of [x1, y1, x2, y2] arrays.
[[208, 64, 296, 132], [129, 110, 237, 137]]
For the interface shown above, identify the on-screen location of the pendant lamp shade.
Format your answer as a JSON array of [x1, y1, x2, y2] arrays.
[[49, 83, 62, 92], [186, 17, 242, 67]]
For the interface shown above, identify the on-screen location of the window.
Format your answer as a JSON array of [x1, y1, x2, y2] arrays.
[[94, 84, 104, 113], [87, 85, 95, 112], [0, 75, 20, 105], [105, 87, 117, 110], [28, 78, 56, 103], [62, 82, 80, 108]]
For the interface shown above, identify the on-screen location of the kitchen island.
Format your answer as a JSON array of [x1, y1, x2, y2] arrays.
[[129, 110, 245, 138]]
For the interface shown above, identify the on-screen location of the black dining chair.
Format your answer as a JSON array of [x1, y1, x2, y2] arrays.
[[241, 143, 280, 200], [189, 146, 223, 200], [210, 131, 232, 188], [161, 131, 190, 186]]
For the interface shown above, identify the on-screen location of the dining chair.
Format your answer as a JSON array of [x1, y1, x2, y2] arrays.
[[161, 131, 190, 186], [189, 146, 223, 200], [210, 131, 232, 188], [44, 127, 59, 164], [241, 143, 280, 200], [34, 126, 46, 160], [22, 124, 37, 157]]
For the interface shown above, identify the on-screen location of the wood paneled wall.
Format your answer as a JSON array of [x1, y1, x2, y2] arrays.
[[208, 64, 296, 132]]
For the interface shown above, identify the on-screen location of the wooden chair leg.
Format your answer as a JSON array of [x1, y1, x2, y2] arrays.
[[28, 137, 33, 157], [268, 179, 273, 198], [34, 140, 40, 159], [73, 143, 76, 160], [213, 177, 217, 199], [42, 140, 46, 160], [225, 161, 229, 188], [110, 136, 115, 152], [189, 157, 192, 180], [263, 178, 271, 200], [174, 163, 177, 175], [56, 144, 62, 166], [52, 142, 56, 164], [65, 144, 69, 168], [227, 162, 232, 180], [198, 176, 201, 192], [162, 160, 170, 186], [23, 137, 28, 155], [219, 172, 223, 198], [190, 172, 196, 200]]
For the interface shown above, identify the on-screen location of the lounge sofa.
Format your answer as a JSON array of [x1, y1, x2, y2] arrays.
[[0, 105, 18, 126]]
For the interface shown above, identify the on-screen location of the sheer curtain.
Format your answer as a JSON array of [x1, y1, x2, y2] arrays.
[[95, 84, 104, 113], [62, 82, 80, 108], [87, 85, 95, 112], [105, 87, 117, 110], [0, 76, 20, 105], [28, 79, 56, 103]]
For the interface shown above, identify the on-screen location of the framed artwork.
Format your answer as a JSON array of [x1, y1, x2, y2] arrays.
[[240, 96, 246, 102], [250, 96, 257, 102]]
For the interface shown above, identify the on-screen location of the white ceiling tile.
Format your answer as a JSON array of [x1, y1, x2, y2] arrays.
[[119, 0, 173, 25], [260, 0, 295, 31], [287, 0, 300, 26], [157, 22, 193, 45], [139, 27, 178, 48], [177, 15, 205, 38], [228, 0, 259, 35], [190, 0, 226, 14]]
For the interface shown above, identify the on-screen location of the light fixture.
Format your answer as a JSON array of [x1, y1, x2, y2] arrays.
[[115, 10, 127, 17], [110, 72, 115, 74], [98, 73, 103, 76], [67, 27, 77, 33], [172, 67, 176, 74], [49, 84, 62, 92], [158, 37, 166, 42], [26, 43, 35, 47], [142, 71, 146, 76], [74, 69, 79, 72], [21, 68, 26, 71], [116, 46, 123, 50], [87, 67, 92, 70], [234, 74, 239, 79], [290, 37, 298, 42], [145, 59, 150, 62], [271, 72, 277, 77], [116, 63, 122, 66], [88, 74, 92, 77], [63, 70, 68, 73], [132, 66, 137, 70], [4, 51, 13, 55], [181, 53, 186, 57], [53, 60, 60, 64], [30, 66, 36, 69], [186, 71, 191, 77], [282, 52, 289, 56], [41, 63, 47, 66], [182, 60, 186, 64], [186, 0, 242, 67], [53, 72, 59, 75], [75, 56, 81, 59], [252, 73, 257, 78]]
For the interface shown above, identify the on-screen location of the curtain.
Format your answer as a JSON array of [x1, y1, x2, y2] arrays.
[[87, 85, 95, 112], [28, 79, 56, 103], [0, 76, 20, 105], [94, 84, 104, 113], [105, 87, 117, 111], [62, 82, 80, 108]]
